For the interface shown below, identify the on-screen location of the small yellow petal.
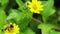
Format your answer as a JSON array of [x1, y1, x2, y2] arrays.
[[27, 1, 31, 5], [37, 1, 42, 4], [32, 0, 37, 3]]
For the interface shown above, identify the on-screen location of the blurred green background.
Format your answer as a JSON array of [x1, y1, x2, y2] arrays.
[[0, 0, 60, 34]]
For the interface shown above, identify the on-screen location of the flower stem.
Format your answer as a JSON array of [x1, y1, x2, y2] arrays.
[[32, 17, 42, 23]]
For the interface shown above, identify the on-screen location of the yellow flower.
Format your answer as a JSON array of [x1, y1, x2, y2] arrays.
[[27, 0, 43, 14], [4, 23, 20, 34]]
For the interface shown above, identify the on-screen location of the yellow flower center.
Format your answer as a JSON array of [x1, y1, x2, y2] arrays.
[[32, 4, 37, 10], [27, 0, 43, 14]]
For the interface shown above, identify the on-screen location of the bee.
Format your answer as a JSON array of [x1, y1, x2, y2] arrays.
[[2, 23, 14, 32]]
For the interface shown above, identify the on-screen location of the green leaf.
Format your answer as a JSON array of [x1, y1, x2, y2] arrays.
[[38, 23, 54, 34], [41, 0, 55, 22], [0, 9, 6, 34], [16, 0, 24, 6], [16, 0, 24, 9], [29, 19, 39, 32], [0, 9, 6, 29], [0, 30, 4, 34], [20, 28, 35, 34], [49, 30, 60, 34], [7, 9, 33, 31], [0, 0, 8, 6], [0, 0, 8, 10]]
